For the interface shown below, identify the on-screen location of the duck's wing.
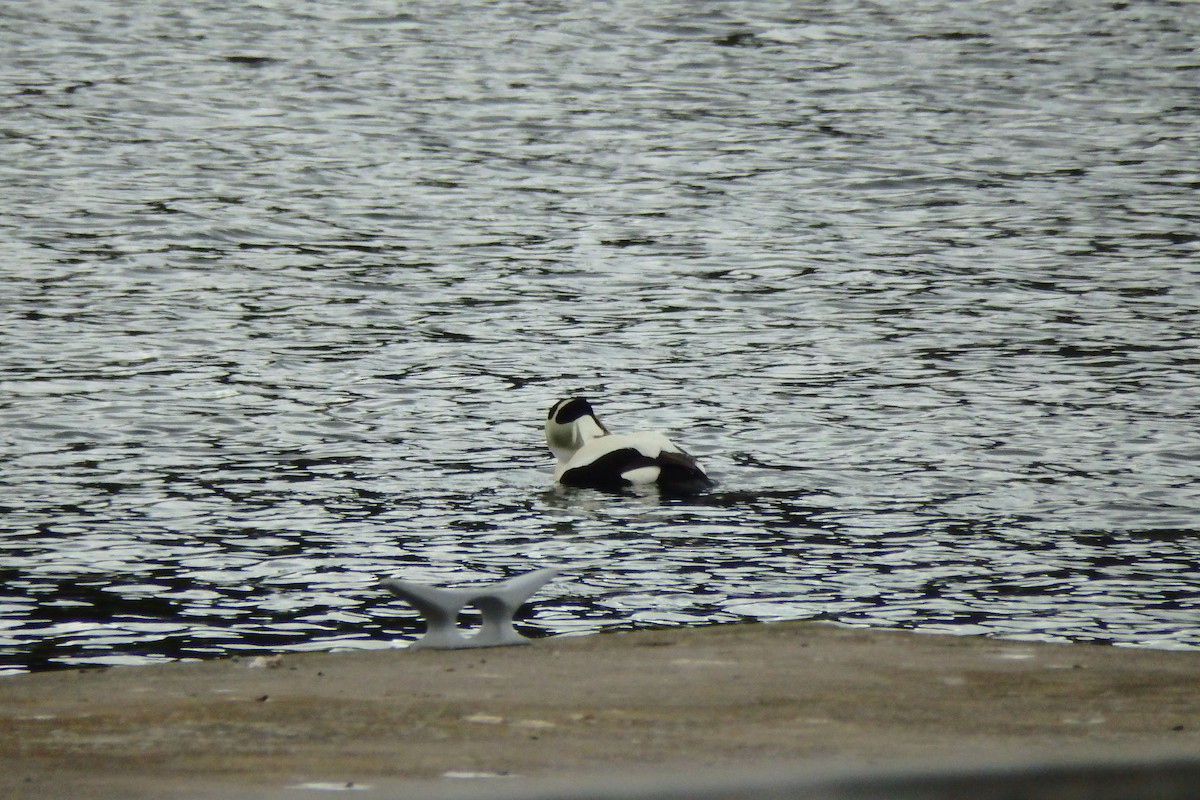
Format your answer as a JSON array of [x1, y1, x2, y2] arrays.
[[653, 447, 714, 488], [559, 445, 660, 490], [559, 433, 713, 491]]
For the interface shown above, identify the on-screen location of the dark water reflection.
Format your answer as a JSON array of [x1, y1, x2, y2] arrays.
[[2, 0, 1199, 672]]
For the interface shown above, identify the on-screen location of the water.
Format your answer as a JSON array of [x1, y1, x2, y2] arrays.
[[2, 0, 1198, 673]]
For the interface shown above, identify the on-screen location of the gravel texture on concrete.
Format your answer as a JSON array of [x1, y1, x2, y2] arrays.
[[2, 621, 1198, 799]]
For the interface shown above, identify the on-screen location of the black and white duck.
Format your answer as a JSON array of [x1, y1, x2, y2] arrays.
[[545, 397, 714, 493]]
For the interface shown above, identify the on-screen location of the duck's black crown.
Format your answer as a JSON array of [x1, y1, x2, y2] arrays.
[[549, 397, 595, 424]]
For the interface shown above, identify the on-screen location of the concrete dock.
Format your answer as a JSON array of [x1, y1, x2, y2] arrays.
[[2, 621, 1198, 798]]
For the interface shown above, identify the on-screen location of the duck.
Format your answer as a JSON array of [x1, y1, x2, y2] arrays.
[[545, 397, 715, 492]]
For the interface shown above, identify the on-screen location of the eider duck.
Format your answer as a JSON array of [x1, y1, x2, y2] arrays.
[[545, 397, 714, 492]]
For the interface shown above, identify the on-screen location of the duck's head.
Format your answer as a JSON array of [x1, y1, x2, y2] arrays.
[[546, 397, 609, 461]]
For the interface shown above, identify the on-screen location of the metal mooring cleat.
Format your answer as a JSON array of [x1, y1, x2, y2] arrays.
[[380, 568, 559, 650]]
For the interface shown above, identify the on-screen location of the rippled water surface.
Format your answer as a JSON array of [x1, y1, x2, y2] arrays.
[[2, 1, 1199, 672]]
